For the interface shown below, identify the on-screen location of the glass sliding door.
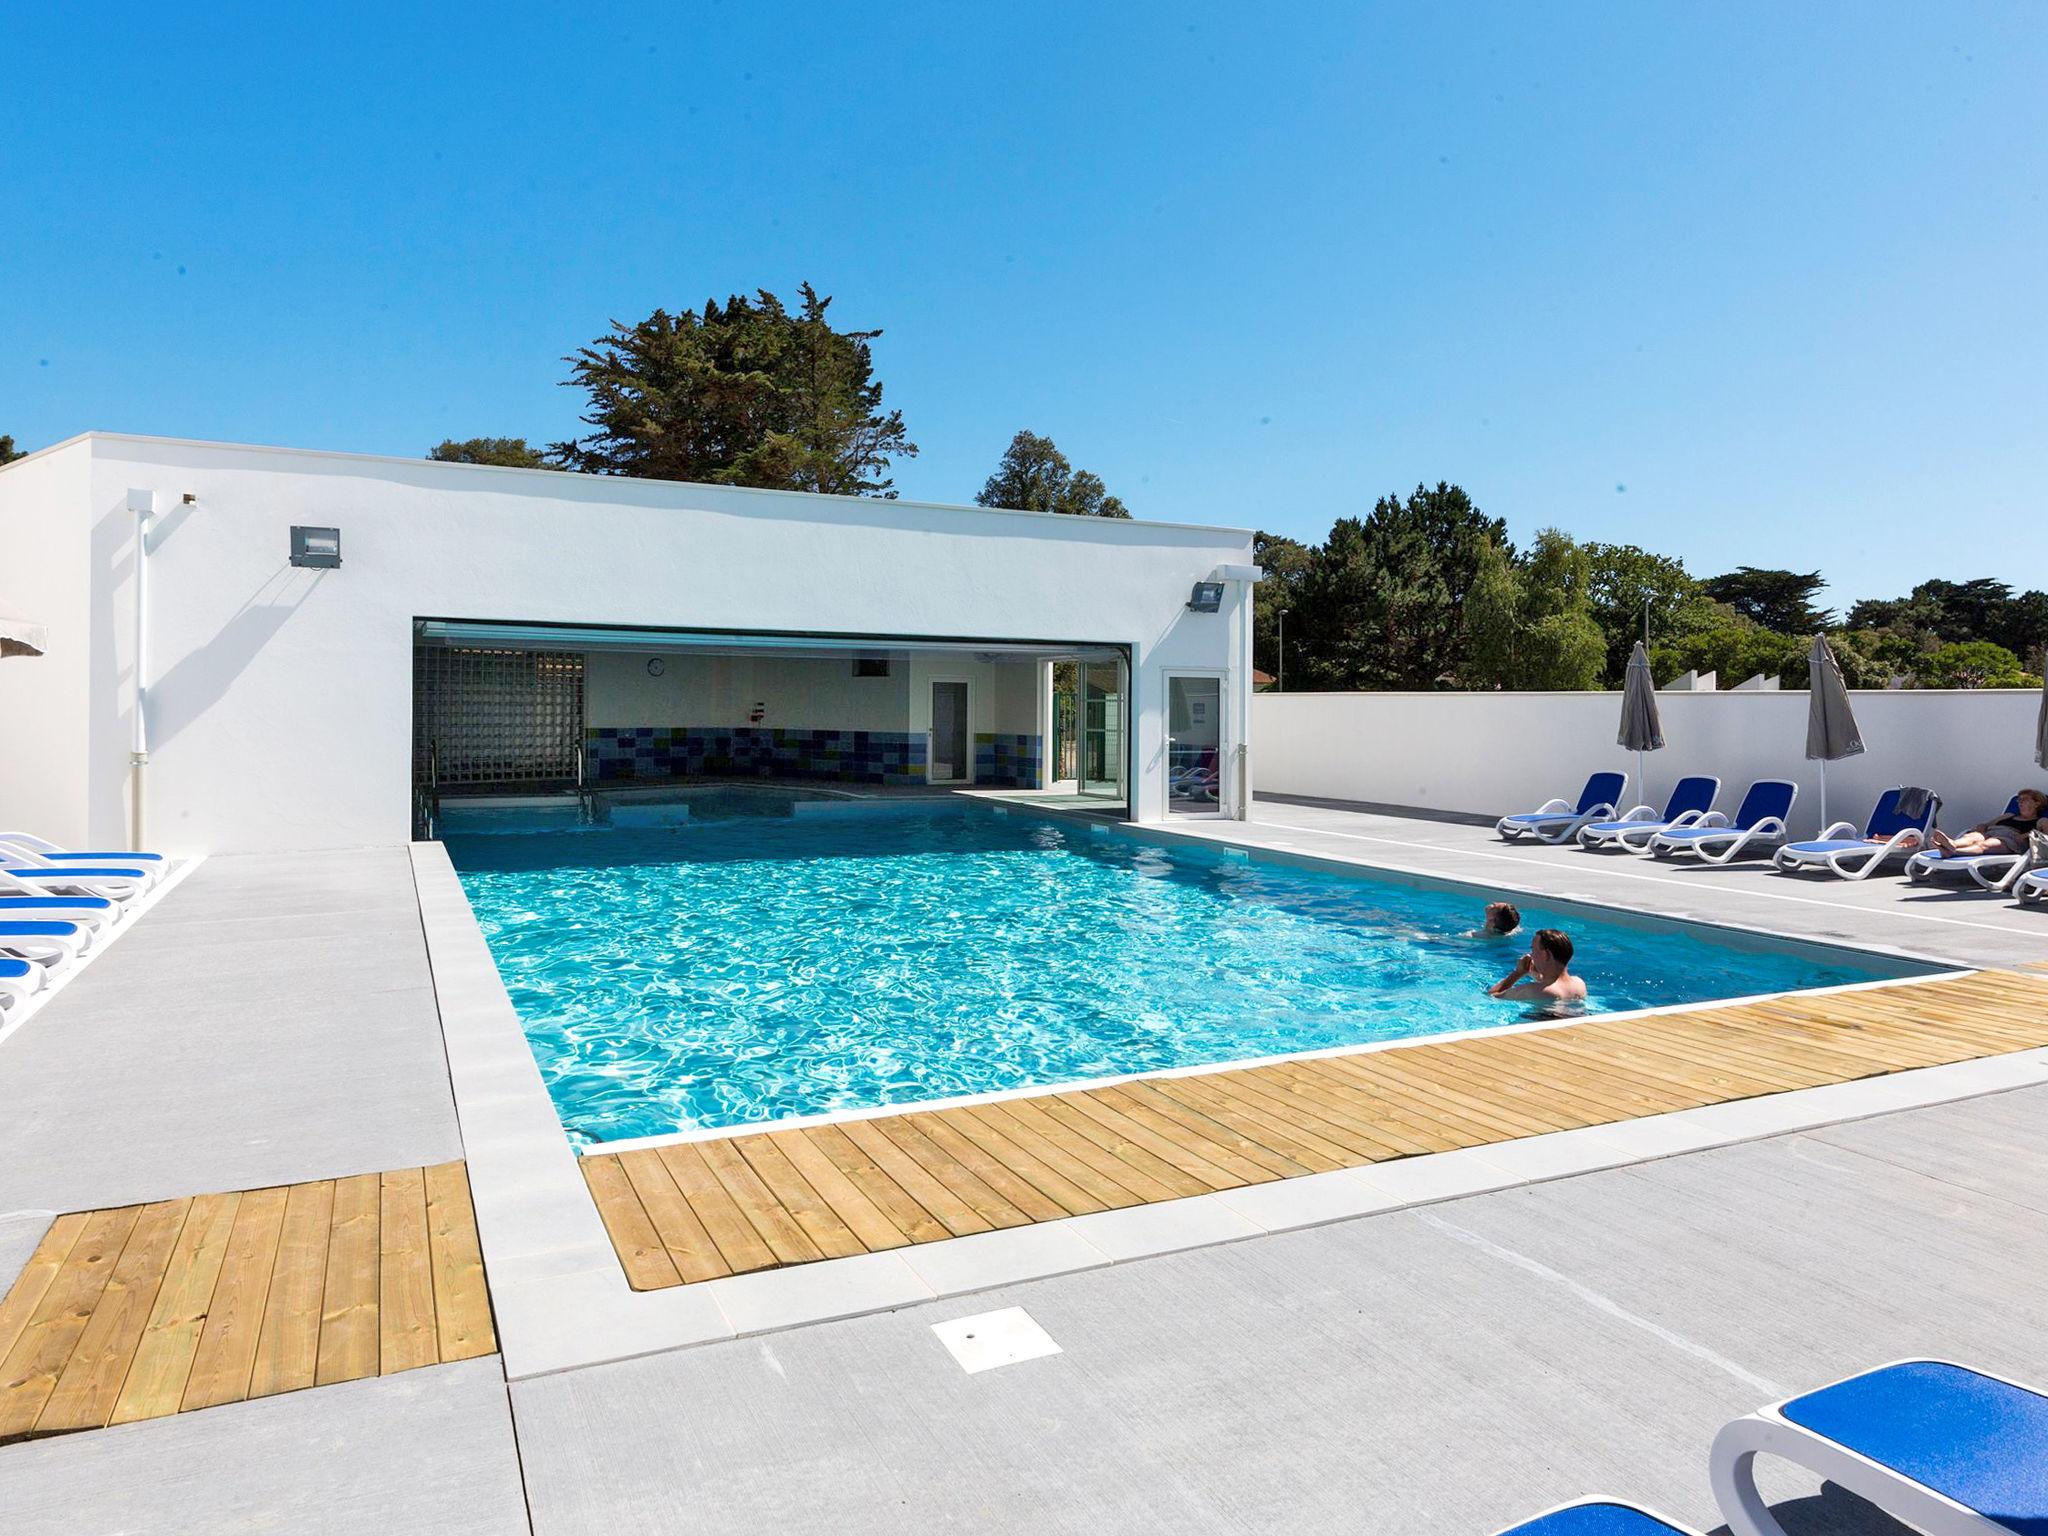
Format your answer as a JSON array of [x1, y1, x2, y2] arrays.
[[928, 680, 970, 784], [1166, 674, 1224, 815], [1079, 657, 1126, 802]]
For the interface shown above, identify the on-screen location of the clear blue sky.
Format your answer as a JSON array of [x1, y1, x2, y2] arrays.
[[5, 3, 2042, 609]]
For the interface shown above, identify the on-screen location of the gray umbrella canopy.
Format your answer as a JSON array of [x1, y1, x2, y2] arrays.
[[1617, 641, 1665, 751], [2036, 672, 2048, 771], [0, 615, 48, 659], [1616, 641, 1664, 809], [1805, 633, 1864, 829]]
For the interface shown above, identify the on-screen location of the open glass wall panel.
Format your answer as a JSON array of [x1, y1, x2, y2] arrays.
[[1166, 674, 1224, 814], [1080, 657, 1126, 802]]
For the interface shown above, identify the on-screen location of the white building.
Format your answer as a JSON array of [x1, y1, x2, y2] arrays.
[[0, 434, 1259, 853]]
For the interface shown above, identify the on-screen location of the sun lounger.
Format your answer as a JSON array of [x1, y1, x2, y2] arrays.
[[2016, 868, 2048, 905], [0, 955, 40, 1013], [1771, 787, 1937, 881], [0, 831, 165, 887], [0, 894, 117, 942], [0, 920, 85, 969], [1905, 797, 2034, 890], [1711, 1358, 2048, 1536], [1576, 776, 1720, 854], [1495, 1500, 1703, 1534], [1, 864, 153, 902], [1496, 772, 1627, 844], [1649, 780, 1797, 864]]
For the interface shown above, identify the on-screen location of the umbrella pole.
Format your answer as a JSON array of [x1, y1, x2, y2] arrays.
[[1818, 758, 1826, 833], [1636, 749, 1645, 812]]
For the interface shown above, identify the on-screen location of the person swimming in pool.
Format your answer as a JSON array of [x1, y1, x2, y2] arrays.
[[1488, 927, 1587, 1006], [1463, 901, 1521, 939]]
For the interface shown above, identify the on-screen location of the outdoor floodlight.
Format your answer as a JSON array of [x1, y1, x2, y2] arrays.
[[1187, 581, 1225, 612], [291, 526, 342, 568]]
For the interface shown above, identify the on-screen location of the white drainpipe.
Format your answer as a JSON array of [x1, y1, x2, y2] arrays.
[[127, 488, 158, 846], [1208, 562, 1264, 820]]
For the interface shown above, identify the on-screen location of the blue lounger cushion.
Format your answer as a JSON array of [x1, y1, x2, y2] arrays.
[[41, 850, 164, 864], [0, 921, 82, 937], [0, 895, 115, 911], [1781, 1360, 2048, 1533], [0, 957, 29, 980], [1779, 839, 1881, 856], [1499, 1502, 1696, 1535], [5, 867, 150, 880]]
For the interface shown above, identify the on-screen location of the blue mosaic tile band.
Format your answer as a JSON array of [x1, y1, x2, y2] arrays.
[[973, 732, 1041, 788], [587, 727, 926, 786]]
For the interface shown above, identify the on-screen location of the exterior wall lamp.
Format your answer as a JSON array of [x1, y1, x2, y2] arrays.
[[1186, 581, 1225, 612], [291, 526, 342, 568]]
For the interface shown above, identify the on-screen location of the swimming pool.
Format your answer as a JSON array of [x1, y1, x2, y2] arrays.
[[447, 796, 1932, 1145]]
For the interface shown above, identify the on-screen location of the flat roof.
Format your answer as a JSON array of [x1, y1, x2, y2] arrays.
[[3, 430, 1258, 540]]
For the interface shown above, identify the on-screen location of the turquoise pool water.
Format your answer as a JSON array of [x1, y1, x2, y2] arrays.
[[446, 797, 1928, 1144]]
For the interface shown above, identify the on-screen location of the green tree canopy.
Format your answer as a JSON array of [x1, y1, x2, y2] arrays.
[[1292, 483, 1506, 689], [428, 437, 547, 468], [1252, 531, 1314, 680], [1920, 640, 2031, 689], [0, 434, 23, 465], [1699, 567, 1832, 633], [552, 284, 916, 496], [974, 430, 1129, 518], [1462, 530, 1606, 689]]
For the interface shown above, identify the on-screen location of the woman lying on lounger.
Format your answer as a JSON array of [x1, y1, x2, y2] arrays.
[[1928, 788, 2048, 857]]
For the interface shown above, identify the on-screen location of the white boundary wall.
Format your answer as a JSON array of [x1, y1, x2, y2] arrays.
[[0, 435, 1255, 851], [1254, 689, 2048, 838]]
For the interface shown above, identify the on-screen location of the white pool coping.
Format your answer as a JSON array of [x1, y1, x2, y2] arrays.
[[409, 838, 2048, 1383]]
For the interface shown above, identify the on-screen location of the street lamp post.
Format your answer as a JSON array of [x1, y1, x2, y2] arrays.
[[1277, 608, 1289, 693]]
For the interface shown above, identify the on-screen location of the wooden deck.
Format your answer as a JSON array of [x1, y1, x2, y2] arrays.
[[582, 970, 2048, 1290], [0, 1161, 493, 1441]]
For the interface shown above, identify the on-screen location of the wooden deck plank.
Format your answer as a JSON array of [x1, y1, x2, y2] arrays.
[[803, 1124, 958, 1244], [249, 1180, 334, 1399], [376, 1169, 438, 1376], [314, 1174, 381, 1386], [180, 1187, 289, 1412], [423, 1162, 496, 1363], [111, 1193, 240, 1425], [0, 1214, 87, 1372], [653, 1141, 784, 1271], [582, 1155, 684, 1290], [768, 1131, 918, 1251], [614, 1150, 733, 1283], [0, 1207, 142, 1442], [575, 972, 2048, 1293], [35, 1199, 189, 1435], [696, 1139, 828, 1264], [732, 1137, 869, 1259]]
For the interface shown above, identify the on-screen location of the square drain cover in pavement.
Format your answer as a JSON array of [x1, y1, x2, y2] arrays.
[[932, 1307, 1063, 1374]]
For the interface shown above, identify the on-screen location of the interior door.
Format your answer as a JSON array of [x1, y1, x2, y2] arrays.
[[929, 680, 969, 784]]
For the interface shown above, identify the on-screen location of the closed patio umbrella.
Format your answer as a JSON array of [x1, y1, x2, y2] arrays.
[[1805, 633, 1864, 829], [2036, 671, 2048, 771], [0, 615, 48, 659], [1616, 640, 1665, 810]]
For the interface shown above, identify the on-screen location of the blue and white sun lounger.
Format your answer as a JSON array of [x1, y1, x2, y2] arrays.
[[1906, 797, 2034, 890], [1576, 776, 1720, 854], [1771, 787, 1936, 881], [0, 894, 117, 942], [1649, 780, 1798, 864], [0, 955, 41, 1013], [0, 920, 85, 969], [1711, 1358, 2048, 1536], [1495, 1499, 1703, 1534], [0, 864, 153, 903], [0, 831, 166, 888], [2016, 868, 2048, 906], [1496, 772, 1627, 844]]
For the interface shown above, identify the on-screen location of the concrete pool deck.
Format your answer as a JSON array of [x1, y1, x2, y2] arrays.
[[1, 797, 2044, 1531]]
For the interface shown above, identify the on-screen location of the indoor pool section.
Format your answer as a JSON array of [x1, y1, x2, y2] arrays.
[[445, 798, 1935, 1145]]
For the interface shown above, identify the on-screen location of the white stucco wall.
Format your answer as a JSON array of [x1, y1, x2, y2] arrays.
[[584, 651, 914, 732], [0, 440, 95, 845], [0, 435, 1253, 851], [1254, 689, 2048, 838]]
